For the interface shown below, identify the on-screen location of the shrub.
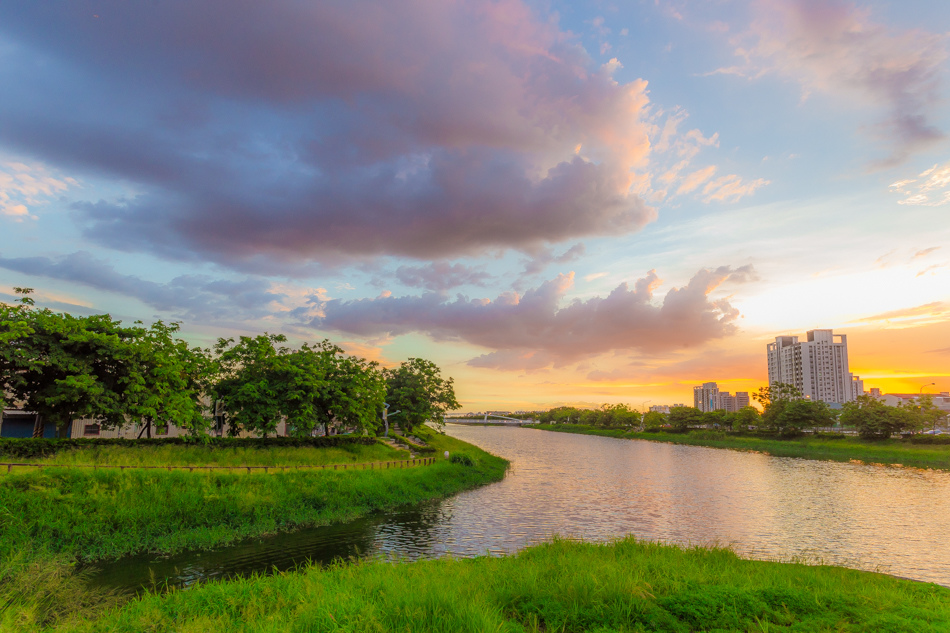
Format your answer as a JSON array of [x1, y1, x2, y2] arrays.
[[907, 434, 950, 445], [449, 453, 476, 467]]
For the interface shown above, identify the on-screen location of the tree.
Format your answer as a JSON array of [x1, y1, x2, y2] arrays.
[[770, 399, 834, 435], [754, 382, 829, 436], [301, 340, 385, 437], [0, 291, 140, 437], [122, 321, 212, 439], [384, 358, 460, 432], [700, 409, 730, 428], [642, 410, 666, 429], [214, 337, 386, 438], [754, 382, 802, 410], [733, 406, 761, 430], [0, 288, 36, 410], [213, 334, 287, 437], [911, 394, 944, 434], [840, 395, 919, 439], [667, 406, 703, 431]]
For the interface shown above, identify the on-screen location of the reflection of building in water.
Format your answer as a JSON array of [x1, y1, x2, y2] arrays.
[[767, 328, 860, 405]]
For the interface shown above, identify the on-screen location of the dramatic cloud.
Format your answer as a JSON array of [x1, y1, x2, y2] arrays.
[[393, 262, 492, 292], [713, 0, 948, 165], [0, 251, 286, 322], [0, 1, 675, 269], [317, 266, 743, 368]]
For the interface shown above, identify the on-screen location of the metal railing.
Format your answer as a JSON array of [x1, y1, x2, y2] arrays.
[[0, 456, 436, 475]]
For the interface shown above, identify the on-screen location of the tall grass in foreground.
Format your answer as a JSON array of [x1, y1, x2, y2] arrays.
[[0, 552, 121, 633], [54, 537, 950, 633], [531, 424, 950, 470], [15, 441, 408, 467]]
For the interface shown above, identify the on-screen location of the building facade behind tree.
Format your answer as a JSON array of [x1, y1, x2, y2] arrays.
[[766, 329, 860, 405]]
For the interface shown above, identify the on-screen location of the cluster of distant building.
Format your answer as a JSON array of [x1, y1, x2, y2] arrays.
[[649, 328, 950, 416]]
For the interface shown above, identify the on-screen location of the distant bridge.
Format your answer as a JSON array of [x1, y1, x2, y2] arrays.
[[443, 413, 533, 426]]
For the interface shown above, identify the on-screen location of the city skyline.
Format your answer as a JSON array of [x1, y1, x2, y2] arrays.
[[1, 1, 948, 411]]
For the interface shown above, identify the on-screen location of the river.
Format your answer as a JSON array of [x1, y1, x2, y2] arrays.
[[91, 425, 950, 591]]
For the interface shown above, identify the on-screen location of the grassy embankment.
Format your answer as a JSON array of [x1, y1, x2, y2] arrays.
[[0, 429, 508, 630], [528, 424, 950, 470], [54, 537, 950, 632], [4, 440, 408, 468]]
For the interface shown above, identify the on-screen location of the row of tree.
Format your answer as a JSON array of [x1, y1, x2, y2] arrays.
[[535, 383, 946, 439], [0, 289, 460, 438]]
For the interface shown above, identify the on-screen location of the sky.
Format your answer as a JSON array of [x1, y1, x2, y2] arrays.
[[1, 0, 949, 412]]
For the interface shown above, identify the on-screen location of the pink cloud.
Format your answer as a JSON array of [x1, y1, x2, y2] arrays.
[[319, 266, 745, 368]]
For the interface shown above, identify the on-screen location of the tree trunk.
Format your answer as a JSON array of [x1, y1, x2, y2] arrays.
[[324, 422, 330, 437], [32, 413, 44, 438]]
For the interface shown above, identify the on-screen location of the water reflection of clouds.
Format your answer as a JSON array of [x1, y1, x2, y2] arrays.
[[444, 427, 950, 585], [94, 426, 950, 592]]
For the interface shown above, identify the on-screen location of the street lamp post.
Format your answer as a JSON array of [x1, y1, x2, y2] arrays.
[[919, 383, 936, 434], [382, 403, 402, 438]]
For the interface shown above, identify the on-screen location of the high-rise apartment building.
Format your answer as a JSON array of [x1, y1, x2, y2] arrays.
[[718, 391, 751, 412], [693, 382, 720, 412], [693, 383, 750, 412], [766, 329, 857, 404]]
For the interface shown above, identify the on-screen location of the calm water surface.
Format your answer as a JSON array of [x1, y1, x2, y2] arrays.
[[92, 425, 950, 591]]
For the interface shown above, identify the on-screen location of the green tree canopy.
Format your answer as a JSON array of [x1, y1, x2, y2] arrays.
[[123, 321, 212, 438], [668, 406, 704, 431], [840, 395, 919, 439], [384, 358, 460, 432], [213, 334, 288, 437], [642, 410, 666, 428], [1, 289, 143, 437]]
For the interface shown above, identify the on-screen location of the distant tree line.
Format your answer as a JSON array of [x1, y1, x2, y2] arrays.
[[535, 382, 945, 439], [1, 288, 459, 438]]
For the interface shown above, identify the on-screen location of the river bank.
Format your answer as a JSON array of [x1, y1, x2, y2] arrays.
[[527, 424, 950, 470], [0, 429, 509, 630], [52, 537, 950, 632]]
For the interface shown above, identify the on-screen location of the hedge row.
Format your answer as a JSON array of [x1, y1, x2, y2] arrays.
[[0, 435, 379, 459], [906, 434, 950, 445]]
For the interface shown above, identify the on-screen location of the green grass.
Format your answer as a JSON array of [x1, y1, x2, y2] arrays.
[[47, 537, 950, 633], [0, 429, 506, 563], [0, 429, 509, 630], [8, 441, 409, 468], [529, 424, 950, 470]]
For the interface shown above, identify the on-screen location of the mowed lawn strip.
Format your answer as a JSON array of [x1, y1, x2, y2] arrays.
[[56, 537, 950, 633], [529, 424, 950, 470]]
